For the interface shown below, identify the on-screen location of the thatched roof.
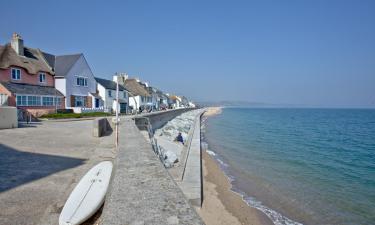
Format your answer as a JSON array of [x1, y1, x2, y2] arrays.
[[124, 79, 150, 97], [0, 44, 54, 75]]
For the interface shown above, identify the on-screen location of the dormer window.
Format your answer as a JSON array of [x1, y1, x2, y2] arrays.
[[39, 73, 46, 83], [11, 68, 21, 80]]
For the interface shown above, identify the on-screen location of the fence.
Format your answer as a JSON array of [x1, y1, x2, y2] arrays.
[[67, 106, 111, 114]]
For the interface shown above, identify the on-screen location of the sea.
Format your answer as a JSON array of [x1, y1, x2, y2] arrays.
[[202, 108, 375, 225]]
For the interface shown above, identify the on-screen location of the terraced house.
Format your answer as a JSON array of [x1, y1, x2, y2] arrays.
[[0, 33, 64, 117], [96, 76, 129, 114]]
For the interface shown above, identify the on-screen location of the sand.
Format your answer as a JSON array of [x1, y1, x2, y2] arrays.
[[197, 107, 274, 225], [204, 107, 223, 117], [197, 151, 274, 225]]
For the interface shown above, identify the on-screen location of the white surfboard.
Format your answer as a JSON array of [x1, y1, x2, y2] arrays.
[[59, 161, 113, 225]]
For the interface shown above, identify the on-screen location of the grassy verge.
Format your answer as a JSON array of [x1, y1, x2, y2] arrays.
[[41, 112, 111, 119]]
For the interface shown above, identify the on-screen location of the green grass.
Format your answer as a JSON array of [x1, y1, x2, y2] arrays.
[[41, 112, 111, 119]]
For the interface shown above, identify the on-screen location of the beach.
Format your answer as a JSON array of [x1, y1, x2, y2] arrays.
[[198, 150, 274, 225], [197, 107, 274, 225]]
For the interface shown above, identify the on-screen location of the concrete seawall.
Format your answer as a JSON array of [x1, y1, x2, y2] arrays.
[[101, 109, 204, 225], [177, 111, 204, 207], [134, 108, 192, 132]]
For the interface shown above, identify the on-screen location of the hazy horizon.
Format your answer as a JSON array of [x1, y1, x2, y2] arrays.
[[1, 0, 374, 108]]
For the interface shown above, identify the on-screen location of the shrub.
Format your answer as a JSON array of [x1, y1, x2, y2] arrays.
[[41, 112, 111, 119]]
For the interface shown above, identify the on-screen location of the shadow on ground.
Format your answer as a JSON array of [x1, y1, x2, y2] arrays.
[[0, 143, 85, 193]]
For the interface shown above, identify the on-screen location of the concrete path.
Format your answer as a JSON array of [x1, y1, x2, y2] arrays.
[[101, 119, 204, 225], [0, 120, 116, 225]]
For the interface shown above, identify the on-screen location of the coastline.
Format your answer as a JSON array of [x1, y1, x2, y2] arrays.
[[198, 107, 274, 225]]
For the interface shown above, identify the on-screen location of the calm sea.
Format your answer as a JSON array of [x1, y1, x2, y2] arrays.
[[202, 108, 375, 225]]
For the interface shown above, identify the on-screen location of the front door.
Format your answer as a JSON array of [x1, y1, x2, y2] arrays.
[[120, 103, 127, 113], [95, 98, 100, 108]]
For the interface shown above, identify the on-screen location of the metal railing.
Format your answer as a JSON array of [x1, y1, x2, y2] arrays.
[[135, 116, 167, 166]]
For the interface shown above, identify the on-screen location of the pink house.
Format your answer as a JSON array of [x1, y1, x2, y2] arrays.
[[0, 33, 64, 117]]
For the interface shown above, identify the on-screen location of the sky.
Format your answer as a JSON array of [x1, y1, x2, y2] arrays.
[[1, 0, 374, 108]]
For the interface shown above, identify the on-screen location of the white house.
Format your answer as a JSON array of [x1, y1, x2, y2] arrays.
[[156, 90, 168, 109], [96, 76, 128, 114], [168, 95, 182, 109], [146, 86, 159, 110], [53, 54, 99, 111], [123, 78, 151, 112]]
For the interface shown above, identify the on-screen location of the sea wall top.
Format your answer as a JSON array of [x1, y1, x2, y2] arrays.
[[101, 109, 204, 225]]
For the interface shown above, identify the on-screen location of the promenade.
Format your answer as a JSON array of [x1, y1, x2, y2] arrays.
[[0, 109, 204, 225], [101, 118, 203, 224]]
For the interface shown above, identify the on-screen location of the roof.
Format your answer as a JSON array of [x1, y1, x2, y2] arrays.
[[0, 44, 54, 75], [54, 54, 82, 77], [169, 95, 181, 101], [95, 77, 127, 91], [42, 51, 56, 68], [0, 81, 64, 96], [146, 86, 157, 95], [124, 79, 150, 97]]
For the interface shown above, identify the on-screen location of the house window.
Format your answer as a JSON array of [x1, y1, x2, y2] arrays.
[[11, 68, 21, 80], [75, 96, 86, 107], [42, 96, 54, 106], [123, 91, 126, 98], [27, 96, 41, 106], [108, 90, 112, 97], [76, 77, 88, 87], [16, 95, 27, 106], [39, 73, 46, 83], [55, 97, 62, 107]]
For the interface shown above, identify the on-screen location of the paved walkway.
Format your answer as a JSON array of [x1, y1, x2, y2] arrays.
[[0, 120, 116, 225], [101, 119, 204, 225]]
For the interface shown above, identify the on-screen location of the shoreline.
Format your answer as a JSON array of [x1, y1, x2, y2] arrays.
[[198, 107, 274, 225]]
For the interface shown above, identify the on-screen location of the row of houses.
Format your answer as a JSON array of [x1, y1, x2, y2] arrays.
[[0, 33, 195, 117]]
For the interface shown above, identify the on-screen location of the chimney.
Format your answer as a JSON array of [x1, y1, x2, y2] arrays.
[[11, 33, 24, 56], [113, 72, 128, 85]]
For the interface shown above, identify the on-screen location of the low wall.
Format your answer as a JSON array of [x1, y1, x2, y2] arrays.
[[0, 107, 18, 129], [178, 111, 205, 207], [134, 108, 192, 132], [92, 117, 114, 137]]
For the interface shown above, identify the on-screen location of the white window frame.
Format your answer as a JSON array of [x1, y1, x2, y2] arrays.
[[74, 96, 86, 107], [15, 94, 62, 107], [39, 73, 46, 83], [11, 68, 21, 80], [75, 76, 88, 87], [108, 90, 112, 97], [42, 96, 54, 106]]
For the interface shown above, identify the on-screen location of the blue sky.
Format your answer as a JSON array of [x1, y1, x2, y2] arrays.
[[1, 0, 374, 107]]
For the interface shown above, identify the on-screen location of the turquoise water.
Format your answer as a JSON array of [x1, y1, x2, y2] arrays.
[[203, 108, 375, 225]]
